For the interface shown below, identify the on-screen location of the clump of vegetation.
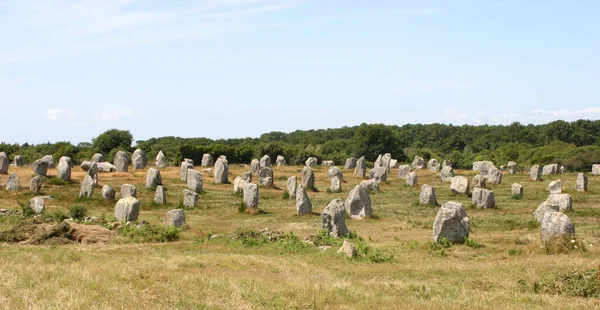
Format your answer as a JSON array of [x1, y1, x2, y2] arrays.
[[117, 223, 181, 243], [511, 194, 523, 200], [519, 267, 600, 298], [544, 237, 587, 254], [282, 191, 290, 199], [237, 201, 246, 214], [354, 238, 393, 263], [68, 205, 87, 221], [17, 201, 35, 218], [44, 177, 69, 186], [464, 237, 483, 249]]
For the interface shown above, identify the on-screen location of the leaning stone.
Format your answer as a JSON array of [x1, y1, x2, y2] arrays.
[[533, 201, 559, 223], [337, 240, 356, 257], [576, 173, 588, 192], [296, 184, 312, 215], [56, 157, 72, 181], [397, 165, 411, 179], [251, 159, 260, 175], [201, 154, 214, 167], [411, 156, 425, 170], [427, 159, 440, 172], [472, 188, 495, 208], [213, 158, 228, 184], [5, 173, 20, 192], [145, 168, 162, 189], [41, 155, 54, 168], [327, 166, 343, 182], [114, 196, 140, 222], [369, 167, 387, 182], [153, 185, 166, 204], [155, 151, 167, 168], [419, 184, 437, 205], [478, 161, 495, 175], [450, 176, 470, 195], [276, 155, 286, 166], [484, 167, 502, 185], [131, 149, 148, 170], [258, 167, 274, 188], [114, 151, 129, 172], [546, 193, 572, 211], [32, 159, 49, 176], [547, 179, 562, 194], [389, 159, 399, 169], [78, 175, 94, 199], [301, 166, 315, 190], [432, 201, 470, 243], [472, 174, 486, 188], [354, 156, 366, 178], [305, 157, 318, 167], [287, 176, 297, 198], [406, 172, 418, 186], [541, 212, 575, 245], [260, 155, 271, 168], [329, 176, 342, 192], [87, 162, 98, 185], [29, 197, 45, 214], [243, 183, 259, 209], [91, 153, 105, 163], [359, 179, 379, 192], [381, 153, 392, 171], [345, 157, 357, 170], [0, 152, 8, 174], [183, 189, 198, 208], [507, 161, 517, 174], [345, 185, 372, 219], [180, 162, 193, 181], [321, 198, 349, 237], [102, 185, 115, 200], [440, 166, 454, 182], [530, 165, 543, 181], [186, 170, 203, 193], [511, 183, 523, 198], [121, 184, 137, 198], [30, 175, 42, 194], [164, 209, 185, 227]]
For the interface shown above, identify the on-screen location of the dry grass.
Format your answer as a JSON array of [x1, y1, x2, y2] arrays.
[[1, 164, 600, 309]]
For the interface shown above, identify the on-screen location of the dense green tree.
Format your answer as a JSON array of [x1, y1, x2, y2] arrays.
[[92, 129, 133, 154]]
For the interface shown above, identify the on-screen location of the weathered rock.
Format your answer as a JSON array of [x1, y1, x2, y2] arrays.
[[427, 159, 440, 172], [295, 184, 312, 215], [258, 167, 274, 188], [5, 173, 19, 192], [87, 162, 98, 185], [530, 165, 542, 181], [145, 168, 162, 189], [80, 161, 92, 171], [78, 175, 94, 199], [450, 176, 470, 195], [241, 172, 252, 182], [186, 170, 203, 193], [153, 185, 166, 204], [373, 154, 383, 169], [472, 188, 495, 208], [184, 158, 194, 165], [114, 151, 128, 172], [546, 193, 572, 211], [541, 212, 575, 245], [213, 158, 228, 184], [397, 165, 411, 179], [547, 179, 562, 194], [369, 167, 387, 182], [419, 184, 437, 205], [329, 176, 342, 192], [201, 154, 214, 167], [559, 165, 565, 174], [29, 197, 45, 214], [321, 198, 349, 237], [442, 160, 452, 168], [91, 153, 105, 163], [32, 159, 49, 176], [0, 152, 8, 174], [389, 159, 399, 169], [533, 201, 559, 223], [337, 240, 356, 257], [472, 174, 486, 188], [13, 155, 24, 167], [327, 166, 343, 182], [30, 175, 42, 193], [345, 158, 357, 170], [478, 161, 495, 175], [183, 189, 198, 208], [507, 161, 517, 174], [233, 176, 249, 193], [180, 162, 193, 181], [472, 161, 482, 171], [405, 172, 418, 186], [260, 155, 271, 168], [381, 153, 392, 172], [59, 156, 73, 168], [250, 159, 260, 175], [121, 184, 137, 198], [301, 166, 315, 190], [432, 201, 470, 243], [354, 156, 366, 178], [305, 157, 318, 167], [243, 183, 259, 209], [287, 176, 297, 198], [576, 173, 588, 192], [56, 157, 72, 181], [276, 155, 286, 166], [345, 185, 372, 219], [114, 196, 140, 222], [592, 164, 600, 176], [359, 179, 379, 192], [321, 160, 334, 167], [41, 155, 54, 168], [102, 185, 115, 200], [155, 151, 167, 168], [164, 209, 185, 227], [96, 162, 116, 172], [411, 156, 425, 170], [131, 149, 148, 170], [511, 183, 523, 197], [484, 167, 502, 185], [542, 164, 559, 175], [440, 166, 454, 182]]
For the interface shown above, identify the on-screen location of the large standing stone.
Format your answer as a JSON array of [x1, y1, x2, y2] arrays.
[[389, 159, 399, 169], [305, 157, 318, 167], [41, 155, 54, 168], [450, 176, 470, 195], [5, 173, 19, 192], [427, 159, 440, 172], [186, 170, 203, 193], [511, 183, 523, 198], [213, 158, 228, 184], [546, 193, 572, 211], [381, 153, 392, 172], [541, 212, 575, 245], [250, 159, 260, 176], [542, 164, 558, 175], [13, 155, 24, 167], [398, 165, 411, 179], [156, 151, 167, 168], [354, 156, 366, 178], [201, 154, 214, 167], [419, 184, 437, 205], [369, 167, 387, 182], [32, 159, 49, 177], [180, 162, 193, 181], [472, 161, 482, 171], [260, 155, 271, 168], [114, 151, 128, 172], [533, 201, 558, 223], [472, 174, 486, 188], [114, 196, 140, 222], [243, 183, 259, 209], [484, 167, 502, 185], [145, 168, 162, 189], [56, 157, 72, 181], [478, 161, 495, 175], [154, 185, 166, 204], [547, 179, 562, 194], [131, 149, 148, 170], [321, 198, 349, 237], [102, 185, 115, 200], [329, 176, 342, 192], [30, 175, 42, 193], [183, 189, 198, 208], [472, 188, 495, 208], [592, 164, 600, 176], [507, 161, 517, 174], [91, 153, 105, 163], [87, 162, 99, 185], [258, 167, 274, 188], [529, 165, 542, 181], [432, 201, 470, 243], [576, 173, 588, 192], [29, 197, 45, 215], [287, 176, 297, 198], [411, 156, 426, 170], [233, 176, 249, 193], [276, 155, 286, 166], [0, 152, 8, 174], [406, 172, 418, 186], [345, 185, 372, 219], [327, 166, 343, 181], [359, 179, 380, 193], [295, 184, 312, 215], [344, 158, 357, 170], [164, 209, 186, 227], [373, 154, 383, 169], [440, 166, 454, 182], [301, 166, 315, 190], [121, 184, 137, 198], [78, 175, 94, 199]]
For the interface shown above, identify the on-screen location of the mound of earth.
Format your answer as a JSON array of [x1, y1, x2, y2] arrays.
[[0, 218, 115, 245]]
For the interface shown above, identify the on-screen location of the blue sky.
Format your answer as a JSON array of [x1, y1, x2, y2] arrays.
[[1, 0, 599, 144]]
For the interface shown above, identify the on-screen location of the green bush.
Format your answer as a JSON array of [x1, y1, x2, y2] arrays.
[[68, 205, 87, 220], [118, 224, 181, 243], [17, 201, 35, 218]]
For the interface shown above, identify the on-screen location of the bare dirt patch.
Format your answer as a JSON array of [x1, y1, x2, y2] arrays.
[[0, 219, 115, 245]]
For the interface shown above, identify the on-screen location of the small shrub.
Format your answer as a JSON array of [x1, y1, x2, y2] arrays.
[[17, 201, 35, 218], [507, 248, 523, 256], [118, 224, 181, 243], [544, 237, 587, 254], [45, 177, 68, 186], [524, 268, 600, 298], [49, 211, 68, 222], [68, 205, 87, 220], [238, 201, 246, 214], [430, 237, 453, 250], [282, 191, 290, 199], [511, 194, 523, 200], [176, 200, 185, 209], [277, 232, 308, 252], [464, 237, 483, 249]]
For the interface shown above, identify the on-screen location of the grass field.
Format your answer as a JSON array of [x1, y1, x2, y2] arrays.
[[1, 163, 599, 309]]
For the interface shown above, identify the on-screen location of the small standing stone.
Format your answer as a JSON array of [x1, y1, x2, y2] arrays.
[[301, 166, 315, 190], [345, 185, 372, 219], [287, 176, 297, 198], [329, 176, 342, 192], [5, 173, 20, 192], [541, 212, 575, 245], [472, 188, 495, 208], [56, 157, 72, 181], [511, 183, 523, 198], [327, 166, 344, 182], [507, 161, 517, 174], [32, 159, 49, 177], [186, 170, 203, 193], [0, 152, 8, 174], [592, 164, 600, 176], [145, 168, 162, 189], [369, 167, 387, 182], [41, 155, 54, 168], [79, 175, 94, 199], [529, 165, 542, 181], [183, 189, 198, 208], [114, 196, 140, 222], [180, 161, 193, 181], [29, 197, 45, 214], [30, 175, 42, 194], [201, 154, 214, 167], [91, 153, 105, 163], [213, 158, 229, 184], [450, 176, 470, 195], [440, 166, 454, 182], [13, 155, 24, 167], [305, 157, 318, 167], [156, 151, 167, 168], [472, 174, 486, 188], [547, 179, 562, 194], [344, 158, 357, 170], [132, 149, 148, 170], [419, 184, 437, 205], [154, 185, 166, 204], [260, 155, 271, 168], [121, 184, 137, 198], [321, 198, 349, 237], [411, 156, 426, 170], [576, 173, 588, 192], [258, 167, 274, 188], [432, 201, 470, 243], [276, 155, 286, 166], [251, 159, 260, 176], [102, 185, 115, 200], [114, 151, 129, 172], [427, 159, 440, 172], [354, 156, 366, 178], [406, 172, 418, 186], [295, 184, 312, 215], [397, 165, 411, 179], [243, 183, 259, 209], [337, 240, 356, 257], [484, 167, 502, 185], [164, 209, 186, 227]]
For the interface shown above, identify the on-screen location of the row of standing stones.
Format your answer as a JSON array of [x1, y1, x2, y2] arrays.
[[0, 152, 586, 246]]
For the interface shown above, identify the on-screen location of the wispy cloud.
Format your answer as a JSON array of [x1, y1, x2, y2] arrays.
[[44, 108, 77, 121], [442, 107, 469, 124], [94, 108, 135, 121], [530, 106, 600, 117]]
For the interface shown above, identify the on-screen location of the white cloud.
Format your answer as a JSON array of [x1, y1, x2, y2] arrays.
[[441, 107, 469, 124], [94, 108, 134, 121], [44, 108, 77, 121], [530, 106, 600, 117]]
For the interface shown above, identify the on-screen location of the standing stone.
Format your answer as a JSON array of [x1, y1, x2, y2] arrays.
[[241, 172, 252, 183], [381, 153, 392, 172], [547, 179, 562, 194], [164, 209, 186, 227], [5, 173, 19, 192], [450, 176, 470, 195], [321, 198, 349, 237], [484, 167, 502, 185], [478, 161, 495, 175], [233, 176, 249, 193], [305, 157, 318, 167], [258, 167, 274, 188], [432, 201, 470, 243], [243, 183, 259, 209], [473, 175, 486, 188], [114, 196, 140, 222], [472, 161, 482, 171], [301, 166, 315, 190], [32, 159, 49, 177], [369, 167, 387, 182], [345, 185, 372, 219], [327, 166, 343, 182], [373, 154, 383, 169], [442, 160, 452, 168], [546, 193, 572, 211], [329, 176, 342, 192], [411, 156, 426, 170], [154, 185, 166, 204], [121, 184, 137, 198], [184, 158, 194, 165], [440, 166, 454, 182], [276, 155, 286, 166], [295, 184, 312, 215], [102, 185, 115, 200], [576, 173, 588, 192], [321, 160, 334, 167], [398, 165, 411, 179], [541, 212, 575, 245], [87, 162, 99, 185], [131, 149, 148, 170], [592, 164, 600, 176], [29, 197, 45, 215], [472, 188, 495, 208], [529, 165, 542, 181], [213, 158, 229, 184], [260, 155, 271, 168], [507, 161, 517, 174], [360, 179, 380, 193], [250, 159, 260, 176], [186, 170, 203, 193], [41, 155, 54, 168], [183, 189, 198, 208], [542, 164, 559, 175], [511, 183, 523, 198], [156, 151, 167, 168], [91, 153, 105, 163], [30, 175, 42, 193], [419, 184, 437, 205], [78, 175, 94, 199], [201, 154, 214, 167], [13, 155, 24, 167], [427, 159, 440, 172], [145, 168, 162, 189], [406, 172, 418, 186], [114, 151, 129, 172], [283, 176, 296, 199], [389, 159, 399, 169], [533, 202, 559, 223], [345, 158, 357, 170], [56, 157, 72, 181], [180, 162, 193, 181], [354, 156, 366, 178], [0, 152, 8, 174]]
